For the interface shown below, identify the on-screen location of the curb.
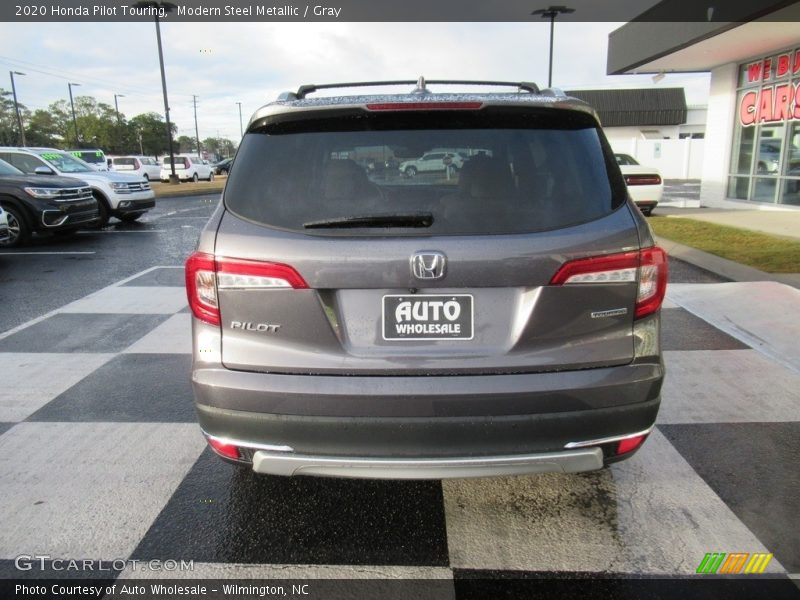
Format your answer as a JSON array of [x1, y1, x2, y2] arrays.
[[655, 235, 800, 290]]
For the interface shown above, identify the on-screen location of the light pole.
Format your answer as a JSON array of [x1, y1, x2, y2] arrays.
[[531, 5, 574, 88], [9, 71, 26, 146], [135, 1, 179, 183], [114, 93, 125, 124], [68, 82, 81, 146], [236, 101, 243, 138]]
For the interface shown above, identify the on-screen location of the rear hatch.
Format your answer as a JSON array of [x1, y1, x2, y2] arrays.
[[206, 104, 647, 375]]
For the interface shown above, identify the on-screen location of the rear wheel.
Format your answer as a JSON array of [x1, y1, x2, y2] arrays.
[[641, 207, 653, 216], [0, 204, 30, 247]]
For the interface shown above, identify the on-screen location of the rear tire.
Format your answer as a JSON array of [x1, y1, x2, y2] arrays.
[[0, 204, 30, 247]]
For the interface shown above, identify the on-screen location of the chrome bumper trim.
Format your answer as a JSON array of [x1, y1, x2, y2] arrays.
[[250, 448, 604, 479], [564, 425, 654, 449]]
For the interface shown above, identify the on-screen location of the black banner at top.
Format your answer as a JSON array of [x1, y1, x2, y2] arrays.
[[2, 0, 800, 22]]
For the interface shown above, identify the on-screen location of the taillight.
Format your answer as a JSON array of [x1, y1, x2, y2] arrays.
[[207, 436, 241, 460], [365, 102, 483, 110], [624, 174, 662, 186], [185, 252, 308, 326], [616, 433, 648, 455], [549, 247, 668, 320]]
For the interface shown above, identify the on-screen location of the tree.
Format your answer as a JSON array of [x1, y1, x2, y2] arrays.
[[128, 112, 178, 157], [25, 109, 63, 147], [176, 135, 196, 154], [0, 88, 28, 146], [202, 136, 237, 160]]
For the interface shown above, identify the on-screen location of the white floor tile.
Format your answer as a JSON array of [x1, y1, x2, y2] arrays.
[[0, 353, 115, 421], [0, 422, 206, 559], [59, 287, 186, 315], [658, 350, 800, 424]]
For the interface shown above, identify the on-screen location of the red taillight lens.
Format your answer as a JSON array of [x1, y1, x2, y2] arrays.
[[616, 434, 648, 455], [365, 102, 483, 111], [624, 174, 662, 186], [549, 247, 668, 320], [207, 437, 240, 460], [185, 252, 308, 326], [635, 247, 668, 319], [186, 252, 219, 326]]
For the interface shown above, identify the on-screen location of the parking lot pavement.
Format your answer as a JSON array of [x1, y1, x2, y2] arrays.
[[0, 215, 798, 594]]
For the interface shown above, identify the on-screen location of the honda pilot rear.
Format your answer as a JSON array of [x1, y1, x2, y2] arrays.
[[187, 79, 666, 479]]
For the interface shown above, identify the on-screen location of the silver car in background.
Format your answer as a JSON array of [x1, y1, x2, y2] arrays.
[[186, 79, 667, 480]]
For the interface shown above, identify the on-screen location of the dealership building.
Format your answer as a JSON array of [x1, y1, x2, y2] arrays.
[[608, 2, 800, 208]]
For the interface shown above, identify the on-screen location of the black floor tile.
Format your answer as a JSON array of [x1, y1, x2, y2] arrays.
[[453, 570, 800, 600], [0, 423, 13, 437], [28, 354, 195, 422], [668, 258, 731, 284], [661, 308, 749, 351], [0, 313, 170, 354], [122, 268, 185, 287], [660, 423, 800, 573], [132, 449, 449, 567]]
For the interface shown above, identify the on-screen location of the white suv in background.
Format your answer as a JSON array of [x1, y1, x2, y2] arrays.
[[0, 147, 155, 225], [108, 155, 162, 181], [160, 155, 214, 182]]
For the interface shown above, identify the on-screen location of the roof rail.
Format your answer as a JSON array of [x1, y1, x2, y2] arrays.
[[285, 79, 541, 100]]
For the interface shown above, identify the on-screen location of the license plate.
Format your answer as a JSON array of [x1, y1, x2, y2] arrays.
[[382, 294, 473, 341]]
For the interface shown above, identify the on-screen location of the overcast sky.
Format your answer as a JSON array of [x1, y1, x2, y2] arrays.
[[0, 21, 710, 142]]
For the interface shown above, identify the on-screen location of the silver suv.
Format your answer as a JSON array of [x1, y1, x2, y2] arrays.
[[187, 79, 667, 479]]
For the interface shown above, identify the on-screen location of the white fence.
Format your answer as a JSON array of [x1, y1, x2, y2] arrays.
[[609, 137, 706, 180]]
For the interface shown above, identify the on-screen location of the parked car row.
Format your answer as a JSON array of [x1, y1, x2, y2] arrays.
[[0, 147, 157, 247]]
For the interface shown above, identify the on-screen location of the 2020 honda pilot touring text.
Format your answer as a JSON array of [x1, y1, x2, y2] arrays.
[[186, 79, 667, 479]]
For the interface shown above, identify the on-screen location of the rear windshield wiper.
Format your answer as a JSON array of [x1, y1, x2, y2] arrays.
[[303, 213, 433, 229]]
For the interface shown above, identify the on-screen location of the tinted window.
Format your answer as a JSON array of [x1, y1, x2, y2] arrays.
[[615, 154, 639, 166], [70, 150, 105, 164], [0, 158, 23, 176], [114, 158, 138, 167], [0, 152, 45, 173], [226, 109, 624, 235]]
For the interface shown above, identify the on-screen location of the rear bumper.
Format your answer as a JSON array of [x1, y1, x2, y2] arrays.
[[246, 446, 604, 479], [193, 362, 662, 474]]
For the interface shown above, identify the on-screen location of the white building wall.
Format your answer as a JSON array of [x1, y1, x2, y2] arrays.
[[700, 63, 738, 206]]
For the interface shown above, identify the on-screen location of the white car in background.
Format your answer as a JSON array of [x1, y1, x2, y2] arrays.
[[615, 153, 663, 216], [160, 155, 214, 182], [108, 156, 162, 181]]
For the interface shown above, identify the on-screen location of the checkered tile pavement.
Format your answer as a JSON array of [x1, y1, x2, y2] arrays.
[[0, 263, 798, 591]]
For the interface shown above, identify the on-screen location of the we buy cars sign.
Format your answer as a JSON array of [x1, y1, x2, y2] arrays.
[[739, 48, 800, 126]]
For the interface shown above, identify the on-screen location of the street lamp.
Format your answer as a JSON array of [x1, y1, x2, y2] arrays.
[[114, 93, 125, 124], [236, 101, 243, 138], [134, 1, 179, 184], [531, 5, 575, 88], [68, 82, 81, 146], [9, 71, 26, 146]]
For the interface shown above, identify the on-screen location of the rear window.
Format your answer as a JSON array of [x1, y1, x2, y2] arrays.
[[225, 108, 625, 235], [70, 150, 105, 164], [113, 158, 138, 167], [163, 157, 189, 168]]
